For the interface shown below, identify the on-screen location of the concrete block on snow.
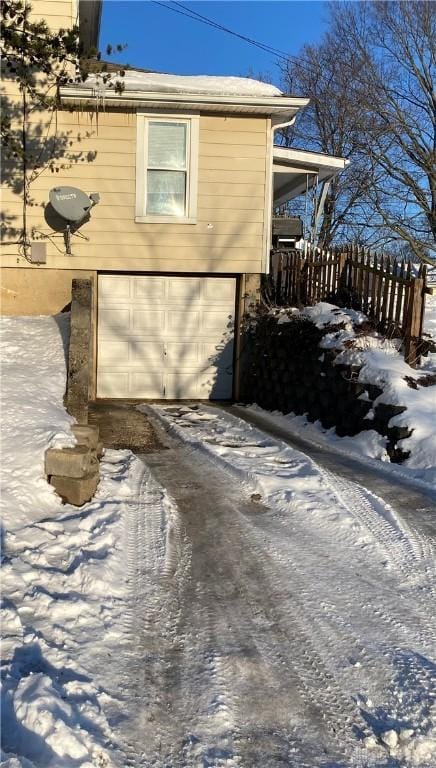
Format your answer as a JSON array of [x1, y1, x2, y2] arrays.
[[45, 446, 93, 479], [50, 469, 100, 506], [71, 424, 100, 450]]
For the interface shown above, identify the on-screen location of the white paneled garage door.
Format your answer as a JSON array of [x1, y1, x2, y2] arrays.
[[97, 275, 236, 399]]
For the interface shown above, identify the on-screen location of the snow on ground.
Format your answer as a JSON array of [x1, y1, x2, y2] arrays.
[[74, 71, 282, 97], [0, 316, 148, 768], [275, 302, 436, 486], [2, 314, 436, 767]]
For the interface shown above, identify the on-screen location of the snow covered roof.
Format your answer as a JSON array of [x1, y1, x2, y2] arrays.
[[60, 70, 309, 121], [79, 71, 283, 97]]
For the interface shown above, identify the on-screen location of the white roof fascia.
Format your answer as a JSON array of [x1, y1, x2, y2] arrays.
[[273, 146, 349, 172], [273, 147, 349, 205], [59, 87, 309, 118]]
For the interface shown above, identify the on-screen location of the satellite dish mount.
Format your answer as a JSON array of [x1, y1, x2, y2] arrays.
[[48, 186, 100, 255]]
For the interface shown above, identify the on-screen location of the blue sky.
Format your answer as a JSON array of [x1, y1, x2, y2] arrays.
[[100, 1, 328, 87]]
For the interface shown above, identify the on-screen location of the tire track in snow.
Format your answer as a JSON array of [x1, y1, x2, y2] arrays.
[[117, 463, 192, 767], [142, 443, 352, 766], [319, 468, 436, 595], [223, 511, 366, 760], [235, 481, 436, 748], [126, 408, 436, 765]]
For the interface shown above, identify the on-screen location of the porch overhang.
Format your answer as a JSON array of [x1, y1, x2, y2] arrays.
[[273, 147, 349, 207]]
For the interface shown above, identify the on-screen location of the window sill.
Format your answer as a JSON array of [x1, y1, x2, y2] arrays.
[[135, 215, 197, 225]]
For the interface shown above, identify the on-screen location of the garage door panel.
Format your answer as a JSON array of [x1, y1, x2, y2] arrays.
[[165, 366, 233, 399], [164, 372, 199, 399], [98, 340, 130, 365], [202, 278, 236, 303], [130, 341, 165, 366], [168, 278, 202, 304], [97, 371, 130, 398], [167, 310, 201, 334], [132, 309, 166, 332], [99, 308, 130, 334], [201, 310, 234, 333], [130, 372, 164, 398], [203, 342, 234, 367], [198, 369, 233, 399], [165, 341, 201, 367], [133, 277, 166, 302], [99, 276, 131, 302]]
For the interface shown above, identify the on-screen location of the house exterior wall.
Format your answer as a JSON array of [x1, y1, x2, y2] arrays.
[[1, 0, 270, 316], [32, 0, 77, 29], [2, 109, 269, 273], [0, 268, 96, 315]]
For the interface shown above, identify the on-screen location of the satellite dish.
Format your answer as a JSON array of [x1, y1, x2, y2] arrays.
[[47, 186, 100, 255], [49, 186, 99, 224]]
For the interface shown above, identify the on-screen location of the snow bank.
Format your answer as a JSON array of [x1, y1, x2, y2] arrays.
[[302, 301, 367, 330], [78, 71, 282, 97], [0, 316, 144, 767], [0, 316, 74, 533], [273, 302, 436, 485]]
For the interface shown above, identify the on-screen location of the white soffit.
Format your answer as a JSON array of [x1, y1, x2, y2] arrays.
[[273, 147, 349, 204]]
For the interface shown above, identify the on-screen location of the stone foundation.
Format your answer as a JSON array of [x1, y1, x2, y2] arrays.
[[241, 314, 411, 462]]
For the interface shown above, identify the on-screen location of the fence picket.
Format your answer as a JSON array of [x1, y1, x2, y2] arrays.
[[380, 256, 391, 330], [363, 250, 371, 314], [267, 245, 426, 365], [387, 258, 397, 333]]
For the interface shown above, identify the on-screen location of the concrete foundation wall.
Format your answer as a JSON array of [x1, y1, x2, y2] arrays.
[[66, 278, 94, 423], [0, 267, 96, 315]]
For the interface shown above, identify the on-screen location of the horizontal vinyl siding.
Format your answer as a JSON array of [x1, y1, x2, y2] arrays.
[[44, 255, 260, 273], [2, 109, 269, 274], [29, 1, 75, 32], [23, 213, 264, 236]]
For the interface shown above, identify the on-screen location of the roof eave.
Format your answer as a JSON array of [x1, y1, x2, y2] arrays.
[[273, 146, 349, 171], [59, 87, 309, 118]]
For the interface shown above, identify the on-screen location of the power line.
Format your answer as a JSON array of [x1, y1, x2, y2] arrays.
[[171, 1, 292, 60], [150, 0, 321, 77]]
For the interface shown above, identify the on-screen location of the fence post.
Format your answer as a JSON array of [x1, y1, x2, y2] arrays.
[[404, 277, 425, 367], [338, 251, 348, 290]]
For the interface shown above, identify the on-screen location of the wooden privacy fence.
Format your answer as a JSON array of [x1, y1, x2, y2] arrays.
[[268, 244, 428, 366]]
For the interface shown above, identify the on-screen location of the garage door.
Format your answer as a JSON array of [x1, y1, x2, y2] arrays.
[[97, 275, 236, 399]]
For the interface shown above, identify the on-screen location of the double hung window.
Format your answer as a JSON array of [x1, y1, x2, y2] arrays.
[[136, 115, 198, 223]]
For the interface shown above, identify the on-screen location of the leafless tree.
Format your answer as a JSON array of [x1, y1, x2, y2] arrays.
[[281, 2, 435, 263], [329, 1, 435, 263], [279, 37, 376, 249]]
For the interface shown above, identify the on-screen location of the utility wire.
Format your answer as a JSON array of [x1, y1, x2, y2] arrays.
[[171, 0, 292, 60], [150, 0, 321, 77]]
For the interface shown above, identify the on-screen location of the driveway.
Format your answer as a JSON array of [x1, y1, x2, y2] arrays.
[[117, 405, 436, 767]]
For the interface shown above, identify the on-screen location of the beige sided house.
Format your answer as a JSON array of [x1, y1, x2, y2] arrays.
[[1, 0, 347, 401]]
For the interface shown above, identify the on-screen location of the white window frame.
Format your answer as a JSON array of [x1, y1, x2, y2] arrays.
[[136, 112, 199, 224]]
